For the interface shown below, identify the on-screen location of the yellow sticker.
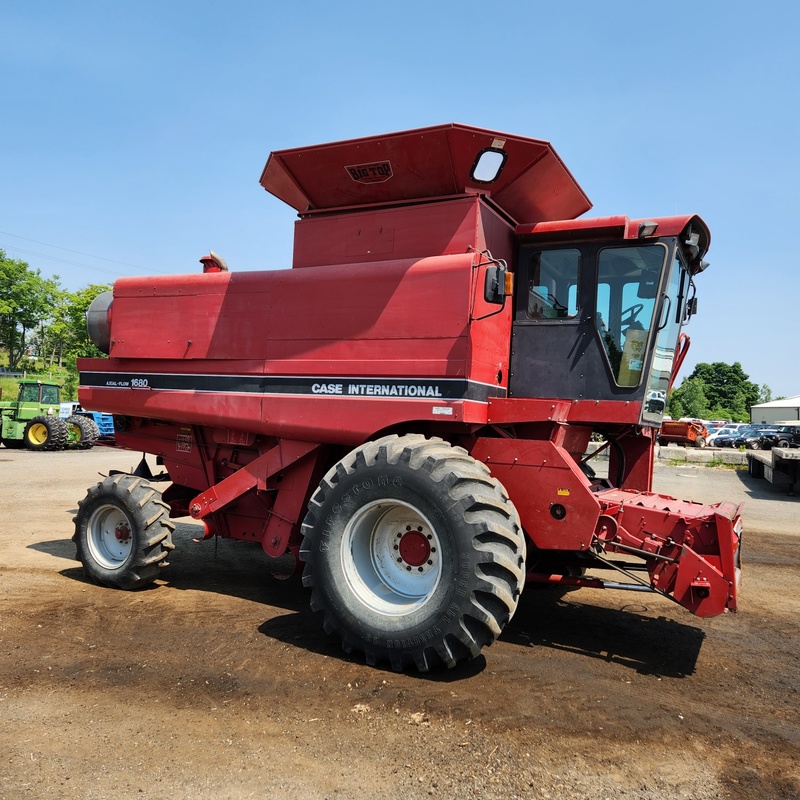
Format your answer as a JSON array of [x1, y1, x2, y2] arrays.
[[557, 488, 570, 496]]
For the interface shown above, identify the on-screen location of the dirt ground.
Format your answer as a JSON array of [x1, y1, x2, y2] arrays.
[[1, 447, 798, 800]]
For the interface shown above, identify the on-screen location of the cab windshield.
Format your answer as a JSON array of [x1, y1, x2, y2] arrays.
[[641, 248, 691, 424], [594, 245, 666, 388]]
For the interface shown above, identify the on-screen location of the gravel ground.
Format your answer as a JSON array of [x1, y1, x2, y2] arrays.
[[0, 447, 798, 799]]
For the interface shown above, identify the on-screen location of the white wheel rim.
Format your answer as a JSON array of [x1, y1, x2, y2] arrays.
[[86, 504, 134, 569], [341, 499, 443, 616]]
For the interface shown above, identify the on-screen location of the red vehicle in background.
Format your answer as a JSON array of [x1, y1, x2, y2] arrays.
[[659, 419, 710, 448], [73, 124, 742, 671]]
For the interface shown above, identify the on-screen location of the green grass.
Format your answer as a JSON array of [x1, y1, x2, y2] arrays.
[[705, 457, 747, 470], [0, 367, 76, 403], [663, 455, 746, 470]]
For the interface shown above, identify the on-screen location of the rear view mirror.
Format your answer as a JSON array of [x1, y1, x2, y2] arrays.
[[484, 265, 507, 305], [637, 268, 659, 299]]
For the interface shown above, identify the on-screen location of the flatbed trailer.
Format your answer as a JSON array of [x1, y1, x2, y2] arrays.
[[747, 448, 800, 494]]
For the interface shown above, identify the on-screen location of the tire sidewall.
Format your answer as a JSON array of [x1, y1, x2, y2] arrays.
[[309, 454, 477, 650], [66, 415, 97, 448], [75, 493, 139, 584], [24, 417, 53, 450]]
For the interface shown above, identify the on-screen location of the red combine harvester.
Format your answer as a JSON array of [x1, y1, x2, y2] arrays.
[[74, 124, 742, 671]]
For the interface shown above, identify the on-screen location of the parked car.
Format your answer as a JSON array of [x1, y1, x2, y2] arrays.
[[759, 425, 800, 449], [706, 426, 741, 446], [704, 420, 729, 432], [715, 426, 764, 448], [734, 427, 778, 450]]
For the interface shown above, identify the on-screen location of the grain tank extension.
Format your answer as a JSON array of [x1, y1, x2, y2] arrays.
[[75, 124, 742, 671]]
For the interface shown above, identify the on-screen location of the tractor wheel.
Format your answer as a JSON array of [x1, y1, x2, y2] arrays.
[[695, 436, 706, 448], [66, 414, 99, 449], [300, 434, 526, 672], [23, 416, 68, 451], [73, 474, 175, 589], [777, 439, 790, 449]]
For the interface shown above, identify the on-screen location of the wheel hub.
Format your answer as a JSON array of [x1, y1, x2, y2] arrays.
[[115, 522, 131, 543], [398, 528, 431, 567]]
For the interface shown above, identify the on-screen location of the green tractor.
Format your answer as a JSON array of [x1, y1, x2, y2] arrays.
[[0, 380, 99, 451]]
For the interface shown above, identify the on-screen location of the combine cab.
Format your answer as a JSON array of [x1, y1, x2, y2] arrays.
[[74, 124, 742, 671]]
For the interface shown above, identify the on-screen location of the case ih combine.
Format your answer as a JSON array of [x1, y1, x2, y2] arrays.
[[74, 124, 742, 671]]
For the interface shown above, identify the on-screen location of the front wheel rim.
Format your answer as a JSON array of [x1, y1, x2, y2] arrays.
[[341, 499, 443, 616], [86, 504, 134, 569]]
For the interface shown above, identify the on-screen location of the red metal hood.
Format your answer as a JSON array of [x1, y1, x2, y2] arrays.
[[260, 123, 592, 224]]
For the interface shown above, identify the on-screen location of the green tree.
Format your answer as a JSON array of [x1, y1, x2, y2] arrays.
[[57, 284, 111, 360], [33, 284, 111, 399], [669, 362, 760, 422], [0, 249, 59, 368], [666, 391, 685, 420], [687, 362, 759, 413], [669, 376, 710, 419]]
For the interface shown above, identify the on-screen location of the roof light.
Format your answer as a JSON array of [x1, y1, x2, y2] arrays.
[[638, 221, 658, 237]]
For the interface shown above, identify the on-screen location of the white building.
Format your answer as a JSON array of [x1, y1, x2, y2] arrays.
[[750, 395, 800, 424]]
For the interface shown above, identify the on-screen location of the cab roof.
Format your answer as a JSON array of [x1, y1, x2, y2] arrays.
[[260, 123, 592, 224]]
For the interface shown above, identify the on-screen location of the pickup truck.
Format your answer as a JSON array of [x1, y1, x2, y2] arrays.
[[760, 425, 800, 449]]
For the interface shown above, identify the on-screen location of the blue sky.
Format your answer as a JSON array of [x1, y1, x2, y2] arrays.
[[2, 2, 798, 398]]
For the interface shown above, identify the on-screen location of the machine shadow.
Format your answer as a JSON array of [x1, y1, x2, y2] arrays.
[[256, 613, 489, 682], [734, 467, 798, 500], [51, 521, 313, 609], [501, 588, 705, 679], [47, 521, 701, 680], [29, 539, 77, 560]]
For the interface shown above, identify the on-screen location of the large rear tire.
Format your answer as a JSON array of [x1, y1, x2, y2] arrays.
[[73, 474, 175, 589], [300, 434, 526, 671], [23, 416, 68, 451]]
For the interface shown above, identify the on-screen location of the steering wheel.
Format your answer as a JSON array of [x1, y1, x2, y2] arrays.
[[606, 303, 645, 338], [619, 303, 644, 328]]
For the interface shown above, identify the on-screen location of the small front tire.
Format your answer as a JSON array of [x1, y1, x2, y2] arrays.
[[73, 474, 175, 589]]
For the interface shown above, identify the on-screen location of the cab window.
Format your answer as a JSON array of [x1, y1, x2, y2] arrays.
[[526, 249, 580, 319], [41, 386, 59, 404], [19, 384, 40, 403]]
